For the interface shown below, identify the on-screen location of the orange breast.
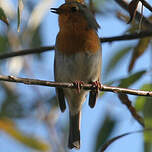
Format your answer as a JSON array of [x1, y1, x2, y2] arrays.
[[56, 28, 101, 55]]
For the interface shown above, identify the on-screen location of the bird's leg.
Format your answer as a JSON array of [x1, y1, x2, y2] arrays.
[[91, 80, 102, 91], [73, 80, 84, 93]]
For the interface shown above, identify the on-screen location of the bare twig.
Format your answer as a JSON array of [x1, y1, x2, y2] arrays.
[[100, 128, 152, 152], [127, 0, 140, 24], [0, 46, 54, 59], [115, 0, 152, 29], [100, 30, 152, 42], [0, 75, 152, 97], [140, 0, 152, 12], [118, 94, 144, 127], [0, 31, 152, 60]]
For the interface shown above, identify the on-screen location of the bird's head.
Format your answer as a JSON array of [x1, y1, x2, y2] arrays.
[[51, 2, 100, 32]]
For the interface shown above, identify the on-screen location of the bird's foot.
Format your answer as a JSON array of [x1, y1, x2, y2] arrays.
[[91, 81, 102, 92], [73, 80, 84, 93]]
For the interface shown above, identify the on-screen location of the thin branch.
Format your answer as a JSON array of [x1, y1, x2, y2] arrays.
[[0, 31, 152, 60], [100, 30, 152, 42], [100, 128, 152, 152], [0, 75, 152, 97], [140, 0, 152, 12], [115, 0, 152, 29], [118, 94, 144, 127], [0, 46, 54, 60]]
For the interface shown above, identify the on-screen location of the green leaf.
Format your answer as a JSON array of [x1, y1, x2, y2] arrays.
[[0, 7, 9, 25], [134, 84, 152, 151], [119, 70, 146, 88], [0, 118, 50, 151], [31, 28, 42, 46], [135, 84, 152, 112], [0, 35, 9, 52], [99, 91, 105, 97], [0, 84, 26, 118], [143, 98, 152, 151], [135, 95, 146, 112], [105, 46, 132, 76], [95, 115, 116, 152], [17, 0, 24, 32], [128, 37, 151, 72], [0, 95, 25, 119]]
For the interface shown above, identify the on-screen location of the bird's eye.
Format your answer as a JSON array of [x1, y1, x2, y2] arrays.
[[71, 6, 78, 12]]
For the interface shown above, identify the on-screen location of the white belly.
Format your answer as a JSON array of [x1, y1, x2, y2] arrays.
[[54, 50, 101, 83]]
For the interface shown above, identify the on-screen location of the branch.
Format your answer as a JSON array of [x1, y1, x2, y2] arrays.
[[118, 94, 144, 127], [140, 0, 152, 12], [115, 0, 152, 29], [0, 30, 152, 60], [100, 128, 152, 152], [0, 75, 152, 97], [100, 30, 152, 42], [0, 46, 54, 60]]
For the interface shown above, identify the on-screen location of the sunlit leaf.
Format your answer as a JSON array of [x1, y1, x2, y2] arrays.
[[134, 84, 152, 151], [17, 0, 24, 32], [99, 91, 105, 97], [128, 38, 151, 72], [105, 46, 132, 76], [0, 118, 50, 151], [143, 98, 152, 151], [144, 132, 152, 152], [135, 95, 146, 112], [135, 84, 152, 112], [0, 7, 9, 25], [119, 70, 146, 88], [95, 115, 116, 152]]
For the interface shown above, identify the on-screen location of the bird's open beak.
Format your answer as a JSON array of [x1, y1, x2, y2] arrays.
[[50, 8, 59, 14]]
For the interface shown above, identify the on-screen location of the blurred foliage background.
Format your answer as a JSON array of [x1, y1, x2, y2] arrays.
[[0, 0, 152, 152]]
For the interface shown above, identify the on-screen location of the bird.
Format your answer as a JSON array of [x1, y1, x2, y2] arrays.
[[51, 1, 101, 149]]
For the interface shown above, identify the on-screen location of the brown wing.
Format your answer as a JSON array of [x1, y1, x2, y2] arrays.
[[54, 53, 66, 112], [56, 88, 66, 112], [89, 90, 98, 108]]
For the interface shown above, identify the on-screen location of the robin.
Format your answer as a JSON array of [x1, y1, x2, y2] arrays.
[[51, 1, 101, 149]]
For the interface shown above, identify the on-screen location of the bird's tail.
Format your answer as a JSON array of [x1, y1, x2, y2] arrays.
[[68, 111, 81, 149]]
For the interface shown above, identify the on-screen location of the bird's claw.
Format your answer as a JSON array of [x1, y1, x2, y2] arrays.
[[91, 81, 101, 92], [73, 80, 84, 93]]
